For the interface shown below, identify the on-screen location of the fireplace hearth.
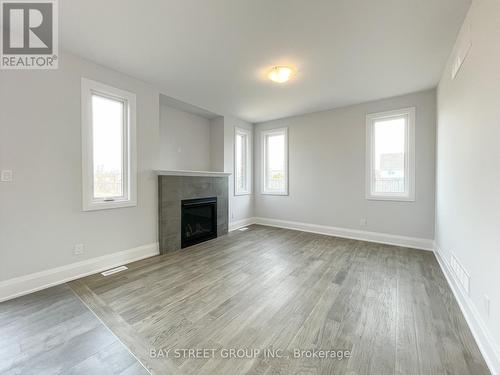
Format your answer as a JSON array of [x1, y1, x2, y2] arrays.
[[181, 197, 217, 248]]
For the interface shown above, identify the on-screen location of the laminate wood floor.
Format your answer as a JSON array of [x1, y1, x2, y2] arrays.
[[69, 225, 489, 375], [0, 284, 149, 375]]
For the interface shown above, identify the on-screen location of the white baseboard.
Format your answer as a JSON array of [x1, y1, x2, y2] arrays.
[[434, 244, 500, 375], [253, 217, 434, 251], [229, 217, 258, 231], [0, 243, 159, 303]]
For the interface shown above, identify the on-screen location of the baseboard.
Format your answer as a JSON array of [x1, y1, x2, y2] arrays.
[[0, 243, 159, 303], [434, 244, 500, 375], [229, 217, 258, 231], [253, 217, 434, 251]]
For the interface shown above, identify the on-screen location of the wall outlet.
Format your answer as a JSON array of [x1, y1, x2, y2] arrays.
[[74, 244, 84, 255], [1, 170, 13, 182], [484, 295, 491, 317], [359, 218, 367, 226]]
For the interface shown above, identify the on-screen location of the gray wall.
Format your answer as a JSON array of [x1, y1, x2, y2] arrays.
[[254, 89, 436, 239], [0, 52, 160, 281], [157, 107, 254, 225], [436, 0, 500, 351], [0, 52, 256, 282], [159, 104, 211, 171], [209, 117, 225, 172]]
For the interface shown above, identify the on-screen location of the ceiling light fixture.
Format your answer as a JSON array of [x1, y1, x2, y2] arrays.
[[267, 66, 294, 83]]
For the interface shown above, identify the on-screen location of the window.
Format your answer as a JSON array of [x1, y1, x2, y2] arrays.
[[262, 127, 288, 195], [81, 78, 137, 211], [234, 127, 251, 195], [366, 107, 415, 201]]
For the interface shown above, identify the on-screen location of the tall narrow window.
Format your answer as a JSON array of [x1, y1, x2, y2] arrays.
[[366, 108, 415, 201], [262, 127, 288, 195], [234, 127, 251, 195], [81, 78, 137, 211]]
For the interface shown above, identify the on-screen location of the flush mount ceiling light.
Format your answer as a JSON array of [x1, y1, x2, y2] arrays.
[[267, 66, 295, 83]]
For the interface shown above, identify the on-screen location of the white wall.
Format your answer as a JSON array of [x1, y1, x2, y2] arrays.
[[223, 116, 254, 224], [159, 104, 211, 171], [436, 0, 500, 369], [0, 52, 160, 281], [254, 90, 436, 240]]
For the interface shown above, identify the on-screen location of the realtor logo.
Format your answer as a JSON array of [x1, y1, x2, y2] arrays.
[[1, 0, 58, 69]]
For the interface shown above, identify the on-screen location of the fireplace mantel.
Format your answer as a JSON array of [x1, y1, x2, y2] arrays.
[[155, 169, 231, 178]]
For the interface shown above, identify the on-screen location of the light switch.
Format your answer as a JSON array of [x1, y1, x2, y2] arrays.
[[1, 170, 13, 182]]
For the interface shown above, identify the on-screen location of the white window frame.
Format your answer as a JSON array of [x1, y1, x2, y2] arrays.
[[366, 107, 415, 202], [234, 127, 252, 196], [81, 78, 137, 211], [261, 127, 288, 196]]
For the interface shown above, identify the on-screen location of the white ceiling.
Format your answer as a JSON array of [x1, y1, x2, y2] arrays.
[[61, 0, 471, 123]]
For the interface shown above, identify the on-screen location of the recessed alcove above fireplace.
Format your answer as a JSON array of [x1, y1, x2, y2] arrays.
[[157, 170, 230, 253]]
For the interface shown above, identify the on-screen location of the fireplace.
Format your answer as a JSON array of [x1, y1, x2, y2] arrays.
[[181, 197, 217, 248], [158, 174, 228, 253]]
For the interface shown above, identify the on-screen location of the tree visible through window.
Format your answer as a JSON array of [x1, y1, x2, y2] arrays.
[[81, 78, 137, 211], [92, 94, 125, 199]]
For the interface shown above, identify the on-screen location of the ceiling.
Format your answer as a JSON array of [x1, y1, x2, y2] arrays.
[[61, 0, 471, 123]]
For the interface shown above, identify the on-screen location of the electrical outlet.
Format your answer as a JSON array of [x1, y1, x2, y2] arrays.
[[360, 218, 367, 226], [74, 244, 84, 255], [1, 170, 13, 182], [484, 295, 491, 316]]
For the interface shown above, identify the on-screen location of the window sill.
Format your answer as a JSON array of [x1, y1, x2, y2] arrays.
[[366, 194, 415, 202], [261, 191, 289, 196], [83, 199, 137, 211], [235, 191, 252, 196]]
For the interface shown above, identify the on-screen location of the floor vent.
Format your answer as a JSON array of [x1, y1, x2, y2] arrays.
[[238, 227, 249, 231], [450, 254, 470, 295], [101, 266, 128, 276]]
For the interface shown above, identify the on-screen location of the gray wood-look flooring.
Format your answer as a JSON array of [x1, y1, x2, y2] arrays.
[[0, 284, 149, 375], [68, 225, 489, 375]]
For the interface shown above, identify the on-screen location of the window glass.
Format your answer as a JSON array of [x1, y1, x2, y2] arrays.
[[91, 94, 125, 199], [373, 117, 406, 194], [235, 132, 247, 193]]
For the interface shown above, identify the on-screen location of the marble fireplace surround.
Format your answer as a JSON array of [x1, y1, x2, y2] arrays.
[[157, 170, 230, 254]]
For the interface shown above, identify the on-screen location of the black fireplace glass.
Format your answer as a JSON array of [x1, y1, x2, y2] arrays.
[[181, 197, 217, 248]]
